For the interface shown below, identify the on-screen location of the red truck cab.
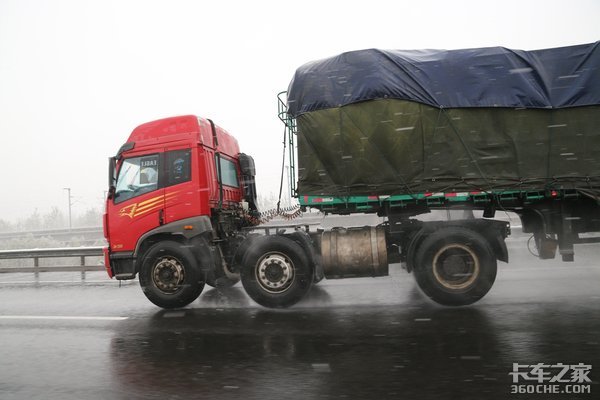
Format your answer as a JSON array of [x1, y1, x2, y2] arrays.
[[103, 115, 257, 286], [103, 114, 319, 311]]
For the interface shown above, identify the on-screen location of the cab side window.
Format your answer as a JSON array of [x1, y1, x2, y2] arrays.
[[215, 155, 239, 188], [166, 149, 191, 187]]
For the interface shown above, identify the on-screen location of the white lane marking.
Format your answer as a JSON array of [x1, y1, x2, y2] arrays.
[[0, 315, 128, 321], [502, 266, 599, 273]]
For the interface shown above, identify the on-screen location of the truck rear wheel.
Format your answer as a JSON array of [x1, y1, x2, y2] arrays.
[[413, 228, 497, 306], [139, 241, 205, 309], [241, 236, 312, 308]]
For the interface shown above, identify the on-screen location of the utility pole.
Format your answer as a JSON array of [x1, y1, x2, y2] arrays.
[[63, 187, 72, 230]]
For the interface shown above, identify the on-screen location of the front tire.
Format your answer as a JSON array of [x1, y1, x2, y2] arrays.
[[413, 227, 497, 306], [139, 241, 205, 309], [241, 236, 313, 308]]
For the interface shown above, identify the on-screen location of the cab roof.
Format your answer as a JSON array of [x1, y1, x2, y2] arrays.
[[120, 115, 240, 158]]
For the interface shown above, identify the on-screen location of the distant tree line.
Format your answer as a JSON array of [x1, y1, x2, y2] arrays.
[[0, 207, 104, 252]]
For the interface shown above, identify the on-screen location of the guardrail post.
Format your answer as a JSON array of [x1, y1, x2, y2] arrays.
[[34, 257, 39, 281], [80, 256, 86, 281]]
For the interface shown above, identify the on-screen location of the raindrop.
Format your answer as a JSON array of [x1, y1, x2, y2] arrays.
[[509, 68, 533, 74], [558, 75, 580, 79]]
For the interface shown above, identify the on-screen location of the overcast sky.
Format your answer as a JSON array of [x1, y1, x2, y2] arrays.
[[0, 0, 599, 223]]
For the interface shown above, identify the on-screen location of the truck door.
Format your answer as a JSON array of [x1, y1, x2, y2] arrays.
[[163, 147, 203, 223], [107, 153, 165, 252]]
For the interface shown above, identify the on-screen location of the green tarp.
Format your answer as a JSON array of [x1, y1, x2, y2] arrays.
[[296, 99, 600, 196]]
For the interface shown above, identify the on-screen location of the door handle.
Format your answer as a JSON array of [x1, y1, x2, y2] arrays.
[[158, 209, 165, 226]]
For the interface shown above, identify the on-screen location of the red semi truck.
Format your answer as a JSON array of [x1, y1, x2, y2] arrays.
[[103, 43, 600, 309]]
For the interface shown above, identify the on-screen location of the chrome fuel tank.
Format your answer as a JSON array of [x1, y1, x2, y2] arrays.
[[320, 226, 388, 278]]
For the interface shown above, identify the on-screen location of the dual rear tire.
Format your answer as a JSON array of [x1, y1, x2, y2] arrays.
[[240, 236, 313, 308]]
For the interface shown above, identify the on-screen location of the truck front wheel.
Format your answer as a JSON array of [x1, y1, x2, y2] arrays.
[[413, 228, 497, 306], [241, 236, 312, 308], [139, 241, 205, 309]]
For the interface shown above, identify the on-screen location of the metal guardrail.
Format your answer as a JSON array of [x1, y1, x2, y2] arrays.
[[0, 246, 105, 278]]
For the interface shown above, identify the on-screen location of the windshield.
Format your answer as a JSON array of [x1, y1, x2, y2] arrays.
[[114, 154, 159, 203]]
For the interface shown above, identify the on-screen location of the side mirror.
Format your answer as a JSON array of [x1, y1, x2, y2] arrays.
[[108, 157, 116, 199], [108, 186, 116, 200], [239, 153, 256, 176]]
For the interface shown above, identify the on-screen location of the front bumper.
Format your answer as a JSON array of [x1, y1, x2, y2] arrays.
[[103, 247, 113, 278], [104, 248, 137, 280]]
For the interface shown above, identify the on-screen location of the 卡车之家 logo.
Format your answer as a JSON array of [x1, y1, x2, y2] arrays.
[[509, 363, 592, 395]]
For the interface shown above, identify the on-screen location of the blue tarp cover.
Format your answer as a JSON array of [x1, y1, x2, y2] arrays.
[[287, 42, 600, 117]]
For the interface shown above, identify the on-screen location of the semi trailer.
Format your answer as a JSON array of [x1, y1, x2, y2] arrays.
[[103, 42, 600, 309]]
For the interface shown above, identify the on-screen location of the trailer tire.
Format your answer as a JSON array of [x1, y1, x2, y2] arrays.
[[241, 236, 312, 308], [413, 227, 496, 306], [139, 241, 205, 309]]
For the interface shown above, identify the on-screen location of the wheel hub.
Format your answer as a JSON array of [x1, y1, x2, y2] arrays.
[[152, 256, 185, 293], [432, 244, 480, 290], [264, 263, 285, 282], [256, 253, 295, 293]]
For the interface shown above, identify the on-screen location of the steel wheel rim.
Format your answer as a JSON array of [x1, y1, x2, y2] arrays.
[[255, 252, 295, 294], [432, 244, 480, 290], [152, 256, 185, 294]]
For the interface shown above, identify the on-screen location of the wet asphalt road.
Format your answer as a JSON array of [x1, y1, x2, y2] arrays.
[[0, 239, 599, 400]]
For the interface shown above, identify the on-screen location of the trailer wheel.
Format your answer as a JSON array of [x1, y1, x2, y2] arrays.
[[241, 236, 312, 308], [413, 228, 496, 306], [139, 241, 205, 309]]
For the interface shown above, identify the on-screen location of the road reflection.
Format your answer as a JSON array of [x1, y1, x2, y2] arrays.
[[110, 302, 513, 399]]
